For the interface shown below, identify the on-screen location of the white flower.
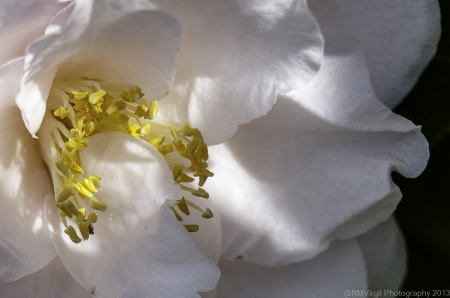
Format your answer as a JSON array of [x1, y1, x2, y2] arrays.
[[0, 0, 440, 297]]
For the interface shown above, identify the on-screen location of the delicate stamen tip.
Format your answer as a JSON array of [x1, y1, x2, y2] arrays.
[[184, 224, 199, 232], [202, 208, 213, 219]]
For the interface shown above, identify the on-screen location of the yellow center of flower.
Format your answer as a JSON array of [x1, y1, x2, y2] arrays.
[[39, 79, 214, 243]]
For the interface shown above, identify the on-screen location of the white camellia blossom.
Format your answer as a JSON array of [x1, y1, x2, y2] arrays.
[[0, 0, 440, 298]]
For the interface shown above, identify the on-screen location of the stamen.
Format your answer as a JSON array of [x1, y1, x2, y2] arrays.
[[184, 225, 199, 232], [41, 79, 215, 243]]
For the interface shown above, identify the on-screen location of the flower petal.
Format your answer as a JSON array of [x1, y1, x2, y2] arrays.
[[0, 59, 56, 282], [207, 35, 428, 266], [150, 0, 324, 144], [217, 239, 367, 298], [44, 132, 220, 297], [357, 216, 406, 292], [178, 193, 223, 264], [0, 0, 68, 66], [45, 2, 75, 36], [0, 257, 91, 298], [16, 0, 182, 137], [308, 0, 440, 108]]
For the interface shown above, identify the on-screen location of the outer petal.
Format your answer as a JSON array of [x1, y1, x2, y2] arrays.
[[0, 0, 69, 66], [216, 239, 367, 298], [308, 0, 440, 108], [44, 132, 219, 297], [357, 217, 406, 293], [0, 59, 56, 282], [16, 0, 182, 137], [207, 35, 428, 265], [150, 0, 324, 144], [0, 257, 91, 298]]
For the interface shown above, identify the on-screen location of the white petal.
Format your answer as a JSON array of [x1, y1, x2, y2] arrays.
[[207, 35, 428, 266], [0, 257, 91, 298], [16, 0, 182, 137], [44, 132, 219, 297], [151, 0, 324, 144], [0, 0, 68, 66], [0, 59, 56, 282], [45, 2, 75, 35], [357, 217, 406, 292], [217, 239, 367, 298], [308, 0, 440, 108], [178, 193, 223, 264]]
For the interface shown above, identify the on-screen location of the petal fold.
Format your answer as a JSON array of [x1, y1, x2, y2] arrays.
[[309, 0, 441, 108], [0, 59, 57, 282], [151, 0, 324, 144], [207, 35, 428, 266], [45, 132, 219, 297], [16, 0, 182, 136]]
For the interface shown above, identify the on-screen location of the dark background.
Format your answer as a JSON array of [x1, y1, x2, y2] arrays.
[[393, 0, 450, 293]]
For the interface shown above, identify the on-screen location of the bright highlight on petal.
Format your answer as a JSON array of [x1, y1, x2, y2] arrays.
[[38, 78, 215, 243]]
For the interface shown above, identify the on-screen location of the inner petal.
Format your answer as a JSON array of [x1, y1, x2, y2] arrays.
[[38, 78, 215, 243]]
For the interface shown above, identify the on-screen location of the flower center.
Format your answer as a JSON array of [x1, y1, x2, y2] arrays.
[[38, 79, 214, 243]]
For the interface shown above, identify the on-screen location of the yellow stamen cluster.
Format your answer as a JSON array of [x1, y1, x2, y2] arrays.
[[48, 80, 214, 243]]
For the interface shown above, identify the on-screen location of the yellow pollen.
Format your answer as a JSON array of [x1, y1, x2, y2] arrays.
[[54, 107, 71, 119], [88, 90, 106, 105], [149, 135, 165, 148]]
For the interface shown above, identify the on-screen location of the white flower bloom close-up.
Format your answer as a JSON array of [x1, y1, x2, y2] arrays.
[[0, 0, 440, 297]]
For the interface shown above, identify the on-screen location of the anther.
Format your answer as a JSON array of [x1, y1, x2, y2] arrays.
[[184, 225, 199, 232], [64, 226, 81, 243]]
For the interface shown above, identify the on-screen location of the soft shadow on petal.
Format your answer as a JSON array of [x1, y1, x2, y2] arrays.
[[44, 132, 219, 297], [0, 0, 69, 66], [0, 257, 91, 298], [217, 239, 367, 298], [0, 59, 56, 282], [308, 0, 441, 108], [151, 0, 324, 144], [45, 1, 75, 35], [16, 0, 182, 137], [207, 35, 428, 266], [357, 217, 406, 294]]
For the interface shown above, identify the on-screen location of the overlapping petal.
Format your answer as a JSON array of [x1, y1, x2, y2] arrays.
[[207, 35, 428, 265], [308, 0, 440, 108], [16, 0, 182, 137], [149, 0, 324, 144], [0, 0, 69, 66], [44, 132, 219, 297], [0, 257, 91, 298], [357, 216, 406, 292], [0, 59, 56, 282], [214, 216, 405, 298], [217, 239, 367, 298]]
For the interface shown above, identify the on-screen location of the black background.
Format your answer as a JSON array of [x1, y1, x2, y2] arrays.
[[393, 0, 450, 293]]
